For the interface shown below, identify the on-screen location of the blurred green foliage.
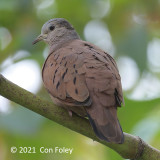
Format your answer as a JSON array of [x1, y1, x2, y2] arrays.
[[0, 0, 160, 160]]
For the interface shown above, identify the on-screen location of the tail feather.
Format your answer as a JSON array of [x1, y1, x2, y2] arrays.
[[87, 107, 124, 144], [87, 113, 109, 141]]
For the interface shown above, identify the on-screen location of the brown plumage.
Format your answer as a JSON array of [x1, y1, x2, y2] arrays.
[[33, 18, 124, 144]]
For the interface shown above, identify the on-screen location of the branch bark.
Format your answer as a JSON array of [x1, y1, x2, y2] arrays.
[[0, 74, 160, 160]]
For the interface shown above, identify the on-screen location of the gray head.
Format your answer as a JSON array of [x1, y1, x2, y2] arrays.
[[32, 18, 79, 46]]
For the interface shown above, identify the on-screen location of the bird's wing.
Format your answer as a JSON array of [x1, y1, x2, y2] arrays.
[[71, 40, 124, 143], [42, 42, 91, 107]]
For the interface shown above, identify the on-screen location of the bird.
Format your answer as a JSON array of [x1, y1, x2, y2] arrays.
[[33, 18, 124, 144]]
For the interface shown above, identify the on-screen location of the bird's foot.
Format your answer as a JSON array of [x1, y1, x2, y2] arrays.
[[68, 110, 73, 117]]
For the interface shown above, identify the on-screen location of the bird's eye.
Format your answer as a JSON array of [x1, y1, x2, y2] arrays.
[[49, 26, 55, 31]]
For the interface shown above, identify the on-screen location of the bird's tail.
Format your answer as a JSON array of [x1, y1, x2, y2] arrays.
[[86, 107, 124, 144]]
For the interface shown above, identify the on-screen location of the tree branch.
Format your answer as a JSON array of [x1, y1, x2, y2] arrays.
[[0, 74, 160, 160]]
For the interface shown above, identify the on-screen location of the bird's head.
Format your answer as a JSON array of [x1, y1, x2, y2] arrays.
[[32, 18, 79, 45]]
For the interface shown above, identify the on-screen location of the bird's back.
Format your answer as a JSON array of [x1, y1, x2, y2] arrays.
[[42, 39, 124, 143]]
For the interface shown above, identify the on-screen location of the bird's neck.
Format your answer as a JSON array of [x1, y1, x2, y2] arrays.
[[49, 30, 80, 53]]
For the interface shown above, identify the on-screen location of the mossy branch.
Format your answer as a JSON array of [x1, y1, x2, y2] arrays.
[[0, 74, 160, 160]]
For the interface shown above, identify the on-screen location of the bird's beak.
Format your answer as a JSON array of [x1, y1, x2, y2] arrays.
[[32, 34, 47, 45]]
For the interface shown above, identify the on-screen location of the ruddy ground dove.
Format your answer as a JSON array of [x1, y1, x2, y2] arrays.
[[33, 18, 124, 144]]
